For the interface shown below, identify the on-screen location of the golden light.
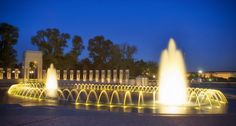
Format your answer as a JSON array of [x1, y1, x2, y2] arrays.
[[158, 38, 188, 106], [45, 64, 58, 98]]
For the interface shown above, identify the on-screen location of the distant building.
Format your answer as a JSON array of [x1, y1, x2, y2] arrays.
[[188, 71, 236, 80]]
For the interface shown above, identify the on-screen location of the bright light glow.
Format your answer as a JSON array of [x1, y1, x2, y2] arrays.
[[158, 38, 188, 106], [153, 75, 156, 78], [198, 70, 203, 74], [45, 64, 58, 98]]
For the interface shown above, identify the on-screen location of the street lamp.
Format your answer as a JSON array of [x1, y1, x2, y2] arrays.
[[198, 70, 203, 83], [198, 70, 203, 74]]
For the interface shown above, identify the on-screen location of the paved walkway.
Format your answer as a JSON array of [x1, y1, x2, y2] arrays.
[[0, 104, 236, 126]]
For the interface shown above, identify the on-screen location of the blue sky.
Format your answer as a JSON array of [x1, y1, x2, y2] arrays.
[[1, 0, 236, 71]]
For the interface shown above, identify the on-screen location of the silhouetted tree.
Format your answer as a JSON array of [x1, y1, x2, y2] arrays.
[[65, 35, 84, 69], [0, 23, 19, 68], [88, 36, 113, 69], [31, 28, 70, 68], [31, 28, 84, 69], [108, 44, 123, 69]]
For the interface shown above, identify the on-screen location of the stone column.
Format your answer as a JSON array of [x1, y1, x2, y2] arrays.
[[24, 68, 29, 81], [0, 68, 3, 80], [7, 68, 11, 79], [125, 69, 129, 84], [76, 70, 80, 81], [95, 70, 99, 82], [70, 70, 74, 80], [107, 70, 111, 83], [37, 63, 42, 81], [119, 69, 123, 84], [83, 70, 87, 82], [56, 70, 60, 80], [113, 69, 117, 83], [14, 68, 20, 79], [63, 70, 67, 80], [42, 70, 47, 80], [89, 70, 93, 81], [101, 70, 105, 83]]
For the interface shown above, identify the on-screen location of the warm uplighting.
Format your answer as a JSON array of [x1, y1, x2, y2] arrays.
[[158, 38, 188, 106], [29, 70, 34, 74], [152, 75, 156, 78]]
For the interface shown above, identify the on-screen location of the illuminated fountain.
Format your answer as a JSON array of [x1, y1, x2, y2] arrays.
[[158, 38, 188, 106], [7, 38, 228, 114], [45, 64, 58, 98]]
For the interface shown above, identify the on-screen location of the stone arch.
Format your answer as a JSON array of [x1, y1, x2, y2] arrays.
[[24, 51, 43, 81]]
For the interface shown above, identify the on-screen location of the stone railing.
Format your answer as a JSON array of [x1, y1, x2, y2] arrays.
[[0, 68, 21, 80], [0, 68, 130, 84], [42, 69, 130, 84]]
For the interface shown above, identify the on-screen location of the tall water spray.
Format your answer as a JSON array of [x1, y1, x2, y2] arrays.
[[45, 64, 58, 98], [158, 38, 188, 106]]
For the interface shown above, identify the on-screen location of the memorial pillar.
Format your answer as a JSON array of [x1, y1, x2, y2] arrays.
[[95, 70, 99, 82], [56, 70, 60, 80], [70, 70, 74, 80], [113, 69, 117, 83], [83, 70, 87, 82], [101, 70, 105, 83], [125, 69, 129, 84], [119, 69, 123, 84], [89, 70, 93, 81], [0, 68, 3, 80], [7, 68, 11, 79], [14, 68, 20, 79], [107, 70, 111, 83], [76, 70, 80, 81], [63, 70, 67, 80]]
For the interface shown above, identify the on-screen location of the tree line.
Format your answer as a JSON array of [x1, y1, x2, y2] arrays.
[[0, 23, 157, 78]]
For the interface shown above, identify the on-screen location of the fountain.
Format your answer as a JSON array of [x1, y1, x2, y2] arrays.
[[45, 64, 58, 98], [7, 38, 228, 114], [158, 38, 188, 106]]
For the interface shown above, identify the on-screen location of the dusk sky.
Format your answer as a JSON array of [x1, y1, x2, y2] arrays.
[[1, 0, 236, 71]]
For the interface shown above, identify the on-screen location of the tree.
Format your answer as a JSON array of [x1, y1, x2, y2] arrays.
[[118, 43, 137, 74], [88, 36, 113, 69], [31, 28, 70, 68], [108, 44, 123, 69], [65, 35, 84, 69], [32, 28, 84, 69], [79, 58, 92, 70], [120, 43, 137, 61], [0, 23, 19, 68]]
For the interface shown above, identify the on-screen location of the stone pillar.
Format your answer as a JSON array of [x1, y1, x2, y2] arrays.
[[37, 62, 42, 81], [56, 70, 60, 80], [125, 69, 129, 84], [24, 68, 29, 81], [76, 70, 80, 81], [7, 68, 11, 79], [113, 69, 117, 83], [14, 68, 20, 79], [83, 70, 87, 82], [63, 70, 67, 80], [42, 70, 47, 80], [70, 70, 74, 80], [0, 68, 3, 80], [101, 70, 105, 83], [89, 70, 93, 81], [119, 69, 123, 84], [107, 70, 111, 83], [95, 70, 99, 82]]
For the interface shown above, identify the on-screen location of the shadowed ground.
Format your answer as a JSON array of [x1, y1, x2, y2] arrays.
[[0, 104, 236, 126]]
